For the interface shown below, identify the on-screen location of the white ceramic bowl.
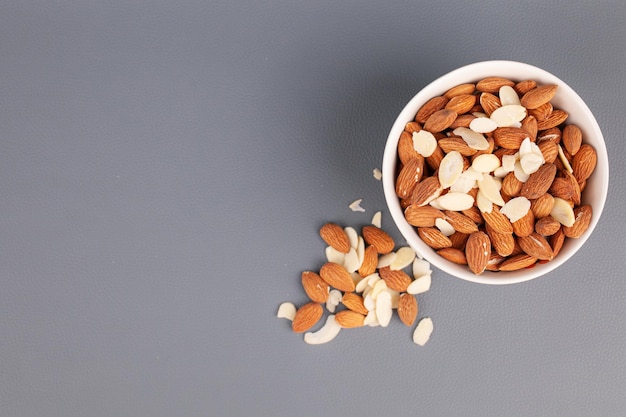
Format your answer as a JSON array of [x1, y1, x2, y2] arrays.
[[382, 60, 609, 285]]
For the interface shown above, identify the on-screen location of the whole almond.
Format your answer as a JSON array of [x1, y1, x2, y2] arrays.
[[444, 210, 479, 234], [563, 205, 592, 238], [437, 247, 468, 264], [531, 193, 555, 218], [485, 223, 515, 257], [520, 163, 557, 199], [335, 310, 365, 328], [395, 157, 425, 199], [415, 96, 449, 123], [444, 83, 476, 98], [449, 113, 476, 129], [398, 131, 422, 165], [535, 215, 561, 236], [538, 127, 562, 144], [445, 94, 477, 114], [397, 293, 418, 326], [358, 245, 378, 277], [520, 84, 558, 109], [423, 109, 458, 133], [462, 206, 484, 225], [341, 292, 369, 315], [562, 124, 582, 156], [319, 262, 356, 292], [476, 77, 515, 93], [404, 204, 444, 227], [482, 205, 514, 234], [517, 232, 554, 260], [536, 109, 568, 130], [498, 254, 538, 271], [411, 175, 443, 206], [493, 127, 530, 150], [449, 231, 470, 250], [514, 79, 537, 95], [438, 136, 478, 156], [550, 227, 566, 257], [521, 115, 538, 140], [479, 92, 501, 115], [502, 171, 523, 197], [417, 227, 453, 250], [512, 209, 535, 237], [405, 121, 422, 134], [362, 225, 395, 254], [292, 302, 324, 333], [379, 266, 412, 292], [301, 271, 329, 303], [425, 145, 445, 171], [538, 140, 559, 163], [320, 223, 351, 253], [572, 144, 597, 183], [548, 177, 576, 201], [465, 231, 491, 275], [528, 102, 553, 121]]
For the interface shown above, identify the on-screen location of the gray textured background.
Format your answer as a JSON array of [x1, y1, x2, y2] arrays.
[[1, 1, 625, 416]]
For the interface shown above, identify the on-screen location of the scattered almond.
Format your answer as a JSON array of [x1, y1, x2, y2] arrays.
[[292, 302, 324, 333], [320, 223, 351, 253], [397, 293, 418, 326]]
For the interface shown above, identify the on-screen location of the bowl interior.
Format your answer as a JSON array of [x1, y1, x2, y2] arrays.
[[382, 60, 609, 284]]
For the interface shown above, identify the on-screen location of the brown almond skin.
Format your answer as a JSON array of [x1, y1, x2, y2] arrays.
[[397, 293, 418, 327], [562, 124, 582, 156], [563, 205, 593, 238], [517, 232, 554, 260], [398, 131, 422, 165], [341, 293, 368, 315], [445, 94, 477, 114], [404, 205, 444, 227], [493, 127, 530, 149], [482, 205, 513, 234], [476, 77, 515, 93], [444, 210, 479, 234], [437, 247, 467, 265], [417, 227, 453, 250], [410, 176, 443, 206], [531, 193, 555, 218], [362, 225, 395, 254], [319, 262, 355, 292], [520, 163, 557, 200], [499, 254, 538, 271], [292, 302, 324, 333], [358, 245, 378, 277], [465, 231, 491, 275], [512, 209, 535, 237], [335, 310, 365, 328], [444, 83, 476, 98], [520, 84, 558, 109], [423, 109, 458, 133], [301, 271, 329, 303], [572, 144, 597, 183], [535, 215, 561, 236], [415, 96, 449, 123], [485, 223, 515, 257], [479, 92, 501, 115], [536, 109, 568, 130], [395, 156, 425, 199], [319, 223, 351, 253], [378, 267, 412, 292], [538, 140, 559, 163]]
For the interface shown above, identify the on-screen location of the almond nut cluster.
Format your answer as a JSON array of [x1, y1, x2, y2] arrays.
[[394, 77, 598, 274], [278, 221, 433, 345]]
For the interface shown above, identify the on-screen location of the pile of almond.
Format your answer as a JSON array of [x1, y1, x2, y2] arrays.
[[277, 220, 433, 345], [395, 78, 597, 274]]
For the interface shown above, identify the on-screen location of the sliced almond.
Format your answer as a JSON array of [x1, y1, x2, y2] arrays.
[[277, 302, 297, 321], [412, 130, 438, 157], [499, 196, 531, 223], [478, 174, 505, 206], [413, 317, 434, 346], [499, 85, 521, 106], [469, 116, 498, 133], [303, 315, 341, 345], [431, 192, 475, 211], [472, 153, 501, 173], [490, 104, 527, 127], [406, 273, 431, 295], [550, 197, 576, 227], [453, 127, 490, 150], [375, 290, 393, 327], [390, 247, 417, 270]]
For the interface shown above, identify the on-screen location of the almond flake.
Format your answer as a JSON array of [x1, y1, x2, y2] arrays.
[[477, 174, 505, 206], [551, 197, 576, 227], [390, 247, 417, 270], [277, 302, 297, 321], [343, 248, 361, 273], [513, 161, 530, 182], [518, 137, 534, 157], [325, 246, 345, 264], [500, 196, 531, 223], [407, 273, 431, 295], [493, 166, 509, 178], [371, 211, 382, 228], [363, 293, 375, 311], [304, 315, 342, 345], [377, 252, 397, 268], [375, 291, 393, 327], [502, 154, 517, 172], [449, 171, 476, 193], [469, 116, 498, 133], [520, 153, 544, 175], [412, 130, 437, 157], [499, 85, 521, 106], [432, 192, 475, 211], [490, 104, 527, 127], [364, 310, 380, 327], [355, 272, 375, 293], [476, 189, 493, 213], [435, 218, 456, 237], [453, 127, 490, 150], [356, 236, 365, 265], [371, 278, 389, 299], [412, 258, 432, 278], [472, 154, 501, 173], [349, 198, 365, 212], [438, 150, 464, 188], [373, 168, 382, 180], [326, 289, 342, 313], [344, 226, 359, 249], [413, 317, 434, 346], [557, 144, 574, 174]]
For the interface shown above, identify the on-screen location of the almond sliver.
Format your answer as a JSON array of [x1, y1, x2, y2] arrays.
[[432, 192, 474, 211], [390, 247, 417, 270], [304, 315, 341, 345]]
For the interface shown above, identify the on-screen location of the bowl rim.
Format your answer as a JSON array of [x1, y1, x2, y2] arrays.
[[382, 60, 609, 285]]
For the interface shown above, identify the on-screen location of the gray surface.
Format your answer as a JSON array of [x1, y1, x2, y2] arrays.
[[1, 1, 625, 416]]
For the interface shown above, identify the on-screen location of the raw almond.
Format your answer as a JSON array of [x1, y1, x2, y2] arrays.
[[341, 292, 369, 315], [405, 121, 422, 134], [319, 262, 356, 292], [520, 84, 558, 109], [502, 172, 523, 197], [415, 96, 449, 123], [397, 293, 418, 326], [528, 102, 553, 121], [449, 231, 470, 250], [535, 215, 561, 236], [335, 310, 365, 328], [493, 127, 530, 150], [550, 227, 566, 257], [417, 227, 453, 250], [444, 83, 476, 98], [531, 193, 555, 218], [520, 163, 557, 199], [572, 144, 597, 183], [395, 156, 425, 199], [476, 77, 515, 93], [462, 206, 484, 225], [465, 231, 491, 274], [538, 127, 562, 144], [536, 109, 568, 130], [444, 210, 479, 234], [538, 140, 559, 163], [517, 232, 554, 260], [562, 124, 582, 155], [425, 144, 445, 171], [410, 175, 443, 206], [301, 271, 330, 303], [481, 205, 514, 234], [358, 245, 378, 277], [437, 247, 468, 264], [423, 109, 458, 133], [404, 204, 444, 227], [485, 223, 515, 257], [292, 302, 324, 333], [563, 205, 592, 238], [362, 225, 395, 254], [378, 266, 412, 292], [398, 131, 422, 165], [498, 254, 538, 271], [548, 176, 576, 201], [479, 92, 501, 115], [514, 79, 537, 95], [512, 209, 535, 237], [520, 115, 538, 140], [319, 223, 351, 253], [445, 94, 477, 114], [438, 136, 479, 156], [450, 114, 476, 129]]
